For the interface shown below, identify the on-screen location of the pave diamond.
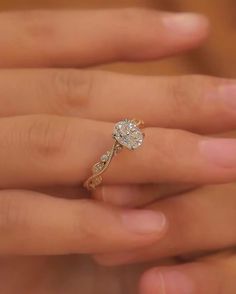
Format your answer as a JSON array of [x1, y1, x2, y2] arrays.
[[113, 119, 144, 150], [100, 151, 110, 162], [93, 162, 104, 173]]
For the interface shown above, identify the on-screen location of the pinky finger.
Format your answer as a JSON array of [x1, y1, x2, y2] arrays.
[[0, 190, 167, 255], [139, 252, 236, 294]]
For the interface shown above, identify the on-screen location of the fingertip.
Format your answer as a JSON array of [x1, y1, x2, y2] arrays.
[[163, 12, 210, 36], [162, 12, 210, 49], [115, 9, 210, 61], [139, 269, 165, 294], [139, 267, 195, 294]]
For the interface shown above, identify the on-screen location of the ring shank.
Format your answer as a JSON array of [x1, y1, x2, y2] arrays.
[[84, 141, 122, 190]]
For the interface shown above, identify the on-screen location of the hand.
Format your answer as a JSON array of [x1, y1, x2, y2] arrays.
[[0, 8, 213, 256], [0, 7, 235, 294], [95, 183, 236, 294]]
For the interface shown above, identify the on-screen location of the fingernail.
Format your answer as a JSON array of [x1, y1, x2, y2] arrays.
[[200, 138, 236, 168], [147, 270, 195, 294], [163, 13, 208, 34], [218, 85, 236, 110], [121, 210, 166, 234]]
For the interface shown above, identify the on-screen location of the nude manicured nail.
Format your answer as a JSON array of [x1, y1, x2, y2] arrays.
[[200, 139, 236, 168], [145, 270, 195, 294], [163, 13, 208, 34], [218, 85, 236, 109], [121, 210, 166, 234]]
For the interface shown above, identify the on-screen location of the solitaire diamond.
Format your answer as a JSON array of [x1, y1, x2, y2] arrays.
[[113, 119, 144, 150]]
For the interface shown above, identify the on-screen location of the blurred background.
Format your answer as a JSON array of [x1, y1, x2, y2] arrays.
[[0, 0, 235, 78]]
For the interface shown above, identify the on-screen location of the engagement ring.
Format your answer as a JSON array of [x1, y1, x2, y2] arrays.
[[84, 119, 145, 191]]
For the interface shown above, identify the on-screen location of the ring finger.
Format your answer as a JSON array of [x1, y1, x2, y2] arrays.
[[1, 116, 236, 188]]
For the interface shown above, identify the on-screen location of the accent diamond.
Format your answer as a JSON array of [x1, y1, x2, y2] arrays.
[[113, 119, 144, 150], [93, 162, 104, 173], [100, 151, 110, 162]]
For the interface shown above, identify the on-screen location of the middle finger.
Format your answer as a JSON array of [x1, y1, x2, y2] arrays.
[[0, 70, 236, 133]]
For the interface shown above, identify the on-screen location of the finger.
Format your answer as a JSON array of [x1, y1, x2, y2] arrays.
[[0, 190, 167, 255], [139, 253, 236, 294], [94, 184, 236, 265], [1, 70, 236, 134], [93, 184, 196, 208], [2, 116, 236, 188], [0, 9, 209, 67], [36, 185, 88, 199]]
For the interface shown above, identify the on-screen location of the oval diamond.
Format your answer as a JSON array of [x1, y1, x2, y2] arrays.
[[113, 119, 144, 150]]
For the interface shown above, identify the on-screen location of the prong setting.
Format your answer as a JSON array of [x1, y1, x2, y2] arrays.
[[113, 119, 144, 150]]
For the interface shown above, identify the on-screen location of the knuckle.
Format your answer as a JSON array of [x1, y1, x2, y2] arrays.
[[168, 75, 204, 114], [49, 70, 94, 115], [168, 76, 192, 113], [26, 115, 71, 159], [16, 10, 56, 43], [148, 128, 184, 163]]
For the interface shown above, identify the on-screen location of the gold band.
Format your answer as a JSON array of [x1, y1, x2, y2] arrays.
[[84, 119, 144, 191]]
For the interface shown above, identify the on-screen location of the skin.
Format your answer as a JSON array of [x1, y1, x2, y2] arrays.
[[0, 7, 235, 294]]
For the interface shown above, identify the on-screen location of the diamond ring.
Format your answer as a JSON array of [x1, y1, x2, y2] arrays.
[[84, 119, 145, 191]]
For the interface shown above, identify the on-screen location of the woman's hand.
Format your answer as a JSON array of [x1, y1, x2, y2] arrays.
[[0, 7, 235, 294], [0, 8, 234, 256], [0, 8, 212, 256], [0, 8, 211, 257]]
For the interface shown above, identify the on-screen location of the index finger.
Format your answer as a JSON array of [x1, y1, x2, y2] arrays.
[[0, 9, 209, 67]]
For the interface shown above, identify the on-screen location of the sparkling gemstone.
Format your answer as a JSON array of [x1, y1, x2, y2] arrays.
[[101, 151, 110, 162], [113, 119, 144, 150], [93, 162, 104, 173]]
